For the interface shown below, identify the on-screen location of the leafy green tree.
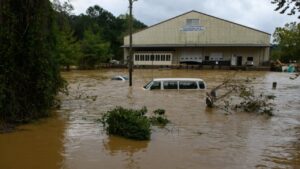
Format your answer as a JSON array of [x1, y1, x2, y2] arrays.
[[69, 5, 147, 61], [273, 22, 300, 62], [56, 26, 81, 70], [79, 29, 110, 69], [0, 0, 64, 124], [51, 0, 81, 70], [272, 0, 300, 18]]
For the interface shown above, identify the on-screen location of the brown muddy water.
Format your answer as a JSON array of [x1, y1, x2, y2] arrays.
[[1, 69, 300, 169]]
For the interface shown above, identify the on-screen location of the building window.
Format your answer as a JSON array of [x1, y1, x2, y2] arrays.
[[135, 55, 139, 61], [161, 55, 166, 61], [140, 55, 144, 61], [247, 57, 253, 61], [205, 56, 209, 61], [155, 55, 160, 61], [145, 55, 149, 61], [186, 19, 199, 26], [166, 55, 171, 61], [133, 52, 172, 63]]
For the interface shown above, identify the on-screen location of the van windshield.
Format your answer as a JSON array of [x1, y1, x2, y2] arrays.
[[143, 81, 153, 89], [150, 81, 161, 90]]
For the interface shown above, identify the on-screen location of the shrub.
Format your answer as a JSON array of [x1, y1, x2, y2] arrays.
[[149, 109, 169, 126], [153, 109, 165, 115], [101, 107, 151, 140]]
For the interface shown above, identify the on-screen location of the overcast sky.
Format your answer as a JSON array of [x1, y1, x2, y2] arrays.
[[69, 0, 298, 38]]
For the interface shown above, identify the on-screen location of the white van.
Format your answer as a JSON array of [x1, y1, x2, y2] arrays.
[[143, 78, 206, 90]]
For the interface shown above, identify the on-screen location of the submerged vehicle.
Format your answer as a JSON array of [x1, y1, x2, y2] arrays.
[[143, 78, 206, 90], [111, 76, 128, 81]]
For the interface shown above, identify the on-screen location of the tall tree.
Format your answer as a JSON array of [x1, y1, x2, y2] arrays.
[[79, 29, 110, 69], [56, 26, 81, 70], [273, 22, 300, 62], [272, 0, 300, 18], [69, 5, 147, 61], [0, 0, 64, 123], [52, 0, 82, 70]]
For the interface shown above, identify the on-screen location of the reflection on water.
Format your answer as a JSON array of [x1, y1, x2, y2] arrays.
[[104, 136, 149, 169], [0, 113, 65, 169], [0, 69, 300, 169], [104, 136, 149, 156]]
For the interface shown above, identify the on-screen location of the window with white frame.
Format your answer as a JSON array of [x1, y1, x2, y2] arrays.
[[155, 55, 160, 61], [134, 52, 172, 63], [140, 55, 144, 61]]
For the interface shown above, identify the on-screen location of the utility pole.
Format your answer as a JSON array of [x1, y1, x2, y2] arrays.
[[128, 0, 136, 86]]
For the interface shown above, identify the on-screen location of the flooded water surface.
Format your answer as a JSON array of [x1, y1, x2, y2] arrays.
[[1, 69, 300, 169]]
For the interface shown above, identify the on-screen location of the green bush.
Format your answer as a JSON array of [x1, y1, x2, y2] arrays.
[[102, 107, 151, 140], [149, 109, 169, 126], [153, 109, 165, 115], [149, 116, 169, 126]]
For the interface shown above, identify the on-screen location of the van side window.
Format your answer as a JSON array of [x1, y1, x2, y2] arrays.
[[163, 81, 178, 89], [198, 81, 205, 89], [179, 81, 198, 89], [150, 81, 161, 90]]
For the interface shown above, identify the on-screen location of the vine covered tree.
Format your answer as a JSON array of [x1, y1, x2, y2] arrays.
[[272, 0, 300, 18], [273, 22, 300, 62], [0, 0, 64, 126]]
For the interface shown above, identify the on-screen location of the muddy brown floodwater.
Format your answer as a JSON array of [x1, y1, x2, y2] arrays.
[[1, 69, 300, 169]]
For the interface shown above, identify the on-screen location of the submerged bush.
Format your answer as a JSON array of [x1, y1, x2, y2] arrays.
[[153, 109, 165, 115], [149, 109, 169, 126], [101, 107, 170, 140], [101, 107, 151, 140]]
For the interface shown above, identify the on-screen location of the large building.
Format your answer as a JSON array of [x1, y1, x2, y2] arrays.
[[123, 10, 271, 67]]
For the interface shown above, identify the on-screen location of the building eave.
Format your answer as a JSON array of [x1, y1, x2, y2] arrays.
[[121, 43, 271, 48]]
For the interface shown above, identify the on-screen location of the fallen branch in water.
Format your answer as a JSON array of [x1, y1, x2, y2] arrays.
[[290, 73, 299, 80], [206, 76, 275, 116]]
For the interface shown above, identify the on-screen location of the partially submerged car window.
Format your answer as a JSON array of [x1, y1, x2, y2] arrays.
[[122, 76, 129, 80], [163, 81, 178, 89], [112, 77, 122, 80], [179, 81, 198, 89], [198, 81, 205, 89], [150, 81, 161, 90]]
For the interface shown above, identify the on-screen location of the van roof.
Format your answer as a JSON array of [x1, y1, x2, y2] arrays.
[[153, 78, 204, 81]]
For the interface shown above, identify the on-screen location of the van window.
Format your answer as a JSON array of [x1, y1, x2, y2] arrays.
[[179, 81, 198, 89], [198, 81, 205, 89], [150, 81, 161, 90], [163, 81, 178, 89]]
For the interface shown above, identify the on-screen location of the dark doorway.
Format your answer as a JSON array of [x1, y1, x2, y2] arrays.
[[237, 56, 243, 66], [205, 56, 209, 61]]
